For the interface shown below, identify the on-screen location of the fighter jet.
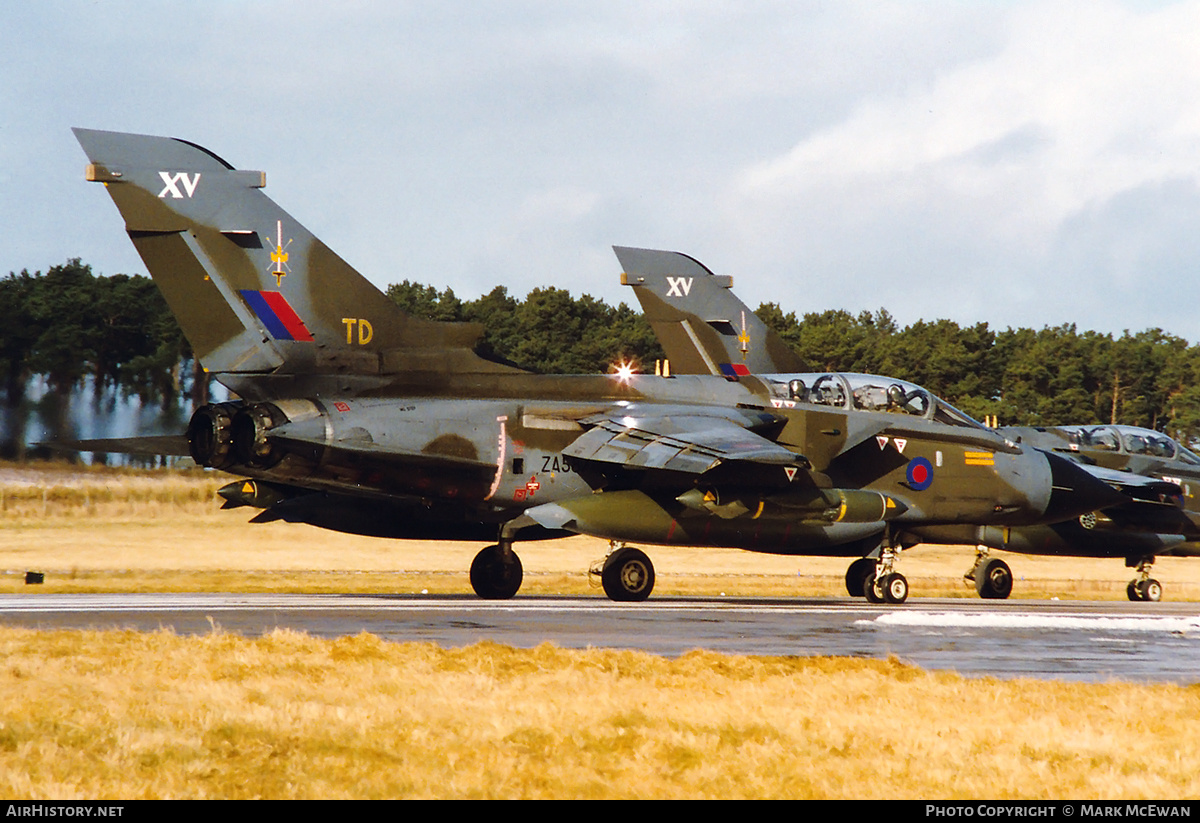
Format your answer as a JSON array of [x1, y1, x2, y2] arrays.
[[977, 424, 1200, 601], [70, 129, 1121, 604], [618, 245, 1194, 600]]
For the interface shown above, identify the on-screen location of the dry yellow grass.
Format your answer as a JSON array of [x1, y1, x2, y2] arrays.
[[4, 463, 1200, 799], [0, 628, 1198, 800]]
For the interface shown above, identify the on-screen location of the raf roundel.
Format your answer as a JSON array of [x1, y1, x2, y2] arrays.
[[906, 457, 934, 491]]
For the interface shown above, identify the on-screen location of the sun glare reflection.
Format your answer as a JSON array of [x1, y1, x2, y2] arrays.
[[611, 360, 638, 384]]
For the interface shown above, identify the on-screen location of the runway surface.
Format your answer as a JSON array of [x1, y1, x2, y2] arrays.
[[2, 593, 1199, 683]]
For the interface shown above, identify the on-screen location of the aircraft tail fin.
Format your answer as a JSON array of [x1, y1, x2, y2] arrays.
[[614, 246, 806, 376], [73, 128, 514, 382]]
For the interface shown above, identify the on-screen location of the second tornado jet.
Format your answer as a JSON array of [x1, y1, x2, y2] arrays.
[[614, 246, 1176, 600]]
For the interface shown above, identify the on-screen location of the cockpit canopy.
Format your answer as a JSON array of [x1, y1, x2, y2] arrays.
[[1063, 424, 1200, 465], [763, 372, 984, 429]]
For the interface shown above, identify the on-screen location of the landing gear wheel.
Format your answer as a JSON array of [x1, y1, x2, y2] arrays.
[[845, 558, 877, 598], [882, 572, 909, 604], [469, 544, 523, 600], [1127, 557, 1161, 602], [601, 547, 655, 602], [1135, 579, 1163, 602], [974, 557, 1013, 600], [863, 570, 885, 604]]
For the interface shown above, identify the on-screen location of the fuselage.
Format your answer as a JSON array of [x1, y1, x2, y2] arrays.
[[968, 423, 1200, 560], [207, 370, 1122, 554]]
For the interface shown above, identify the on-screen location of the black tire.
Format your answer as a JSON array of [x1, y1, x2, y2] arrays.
[[1136, 579, 1163, 602], [975, 558, 1013, 600], [469, 544, 523, 600], [1127, 580, 1142, 601], [882, 572, 909, 604], [863, 569, 885, 603], [601, 547, 655, 602], [845, 558, 876, 598]]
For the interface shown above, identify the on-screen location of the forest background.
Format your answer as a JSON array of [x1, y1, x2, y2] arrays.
[[4, 259, 1200, 459]]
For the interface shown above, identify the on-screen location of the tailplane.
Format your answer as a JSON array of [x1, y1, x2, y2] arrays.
[[74, 128, 514, 385]]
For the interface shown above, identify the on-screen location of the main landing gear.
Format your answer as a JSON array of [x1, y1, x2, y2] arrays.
[[1126, 556, 1163, 602], [590, 542, 656, 602], [965, 547, 1013, 600], [468, 530, 658, 602], [845, 537, 909, 604], [469, 543, 523, 600], [469, 519, 529, 599]]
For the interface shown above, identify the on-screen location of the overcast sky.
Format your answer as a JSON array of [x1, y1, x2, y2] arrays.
[[6, 1, 1200, 342]]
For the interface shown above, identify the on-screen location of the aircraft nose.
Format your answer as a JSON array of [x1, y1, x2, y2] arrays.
[[1041, 451, 1127, 522]]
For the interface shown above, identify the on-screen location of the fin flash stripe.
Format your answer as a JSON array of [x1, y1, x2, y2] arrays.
[[239, 290, 315, 342]]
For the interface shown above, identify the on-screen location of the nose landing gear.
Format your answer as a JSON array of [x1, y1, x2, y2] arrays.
[[1126, 557, 1162, 602], [847, 535, 909, 604]]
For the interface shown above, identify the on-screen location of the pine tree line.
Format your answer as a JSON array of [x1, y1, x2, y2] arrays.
[[4, 261, 1200, 457], [0, 260, 199, 458], [757, 305, 1200, 439]]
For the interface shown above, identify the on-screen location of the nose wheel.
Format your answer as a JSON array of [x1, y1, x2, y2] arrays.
[[867, 572, 908, 604], [1127, 557, 1162, 602], [851, 533, 908, 604], [1127, 579, 1163, 602], [861, 569, 908, 603]]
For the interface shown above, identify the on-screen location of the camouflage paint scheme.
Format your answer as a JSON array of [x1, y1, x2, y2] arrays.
[[71, 130, 1120, 602], [620, 246, 1193, 600], [979, 424, 1200, 600]]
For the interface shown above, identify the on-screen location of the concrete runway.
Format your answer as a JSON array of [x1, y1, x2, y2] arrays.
[[2, 593, 1199, 683]]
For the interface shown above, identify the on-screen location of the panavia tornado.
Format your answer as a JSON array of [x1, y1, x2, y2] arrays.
[[70, 129, 1121, 603], [618, 245, 1193, 600], [984, 424, 1200, 601]]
